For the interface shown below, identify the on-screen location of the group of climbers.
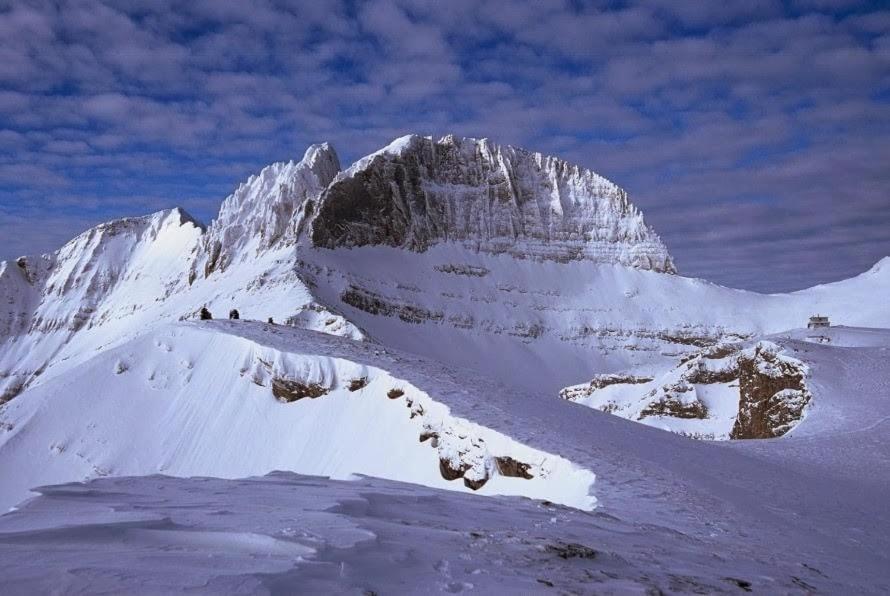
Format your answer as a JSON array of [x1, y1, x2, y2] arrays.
[[198, 307, 273, 325]]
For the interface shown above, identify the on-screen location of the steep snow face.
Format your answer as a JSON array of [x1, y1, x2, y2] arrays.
[[0, 322, 595, 511], [32, 208, 201, 333], [0, 256, 53, 338], [311, 135, 675, 273], [0, 209, 203, 402], [197, 143, 340, 278]]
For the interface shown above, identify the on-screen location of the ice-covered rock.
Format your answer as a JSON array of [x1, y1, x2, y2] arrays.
[[197, 143, 340, 278]]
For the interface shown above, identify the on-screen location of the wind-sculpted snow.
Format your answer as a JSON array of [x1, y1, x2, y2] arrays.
[[3, 324, 890, 592], [311, 135, 676, 272], [196, 142, 340, 278], [1, 472, 881, 595]]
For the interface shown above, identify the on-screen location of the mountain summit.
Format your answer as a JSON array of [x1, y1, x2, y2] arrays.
[[311, 135, 675, 272]]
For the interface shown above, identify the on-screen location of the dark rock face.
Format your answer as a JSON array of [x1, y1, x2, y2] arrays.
[[463, 475, 488, 491], [546, 542, 598, 560], [340, 285, 444, 324], [311, 135, 675, 272], [271, 378, 328, 403], [348, 377, 368, 392], [495, 456, 534, 479], [434, 264, 490, 277], [439, 458, 470, 481], [684, 357, 739, 384], [731, 342, 811, 439], [0, 381, 25, 404]]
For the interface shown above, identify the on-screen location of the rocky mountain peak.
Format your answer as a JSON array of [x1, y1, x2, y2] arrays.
[[310, 135, 676, 273]]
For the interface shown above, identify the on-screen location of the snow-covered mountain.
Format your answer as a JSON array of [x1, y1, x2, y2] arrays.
[[2, 135, 890, 592], [0, 208, 203, 402], [3, 134, 889, 419], [311, 134, 676, 272]]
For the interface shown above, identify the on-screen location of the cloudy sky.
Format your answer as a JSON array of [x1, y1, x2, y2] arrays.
[[1, 0, 888, 292]]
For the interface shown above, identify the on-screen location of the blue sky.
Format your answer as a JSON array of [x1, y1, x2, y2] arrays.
[[1, 0, 888, 292]]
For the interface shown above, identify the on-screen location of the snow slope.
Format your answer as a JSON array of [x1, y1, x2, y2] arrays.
[[1, 321, 889, 593], [0, 321, 594, 511], [299, 241, 890, 396], [0, 208, 203, 401]]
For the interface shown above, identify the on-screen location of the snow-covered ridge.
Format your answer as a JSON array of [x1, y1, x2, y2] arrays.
[[0, 321, 596, 511], [196, 143, 340, 278], [311, 134, 676, 272], [1, 208, 203, 401]]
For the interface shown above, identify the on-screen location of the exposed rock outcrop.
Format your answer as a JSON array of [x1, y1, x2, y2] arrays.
[[348, 377, 368, 392], [731, 342, 811, 439], [271, 378, 328, 402], [560, 373, 653, 402], [495, 456, 534, 479], [640, 380, 708, 419], [561, 340, 811, 440], [341, 285, 444, 324]]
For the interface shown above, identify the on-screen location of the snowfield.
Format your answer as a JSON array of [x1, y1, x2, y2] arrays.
[[0, 321, 595, 512], [1, 135, 890, 593], [2, 321, 890, 593]]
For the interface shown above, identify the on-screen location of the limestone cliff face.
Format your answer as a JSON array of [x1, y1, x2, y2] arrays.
[[310, 135, 676, 272], [731, 342, 811, 439]]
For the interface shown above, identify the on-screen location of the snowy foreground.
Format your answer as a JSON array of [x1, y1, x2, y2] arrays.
[[1, 322, 890, 593], [0, 472, 861, 595]]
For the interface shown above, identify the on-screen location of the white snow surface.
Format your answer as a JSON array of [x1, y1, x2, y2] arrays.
[[0, 321, 594, 512]]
